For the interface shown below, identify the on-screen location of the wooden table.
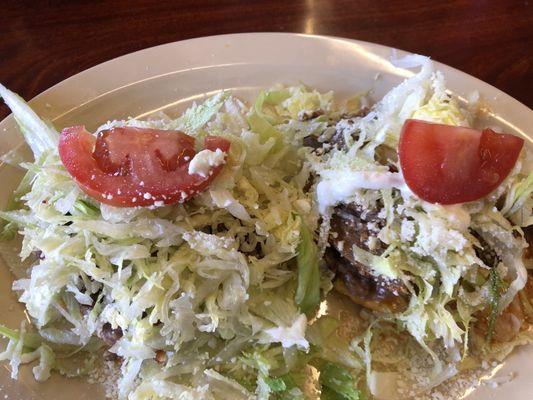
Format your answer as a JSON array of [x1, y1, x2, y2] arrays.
[[1, 0, 532, 120]]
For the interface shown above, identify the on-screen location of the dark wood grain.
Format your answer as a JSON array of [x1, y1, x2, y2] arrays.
[[1, 0, 532, 120]]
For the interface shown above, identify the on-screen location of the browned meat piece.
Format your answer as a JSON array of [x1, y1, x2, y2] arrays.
[[302, 135, 322, 150], [326, 203, 408, 313], [326, 249, 407, 312], [375, 145, 399, 173], [328, 107, 370, 150], [302, 107, 370, 151], [471, 230, 499, 268], [330, 203, 387, 258], [328, 126, 349, 150], [155, 350, 167, 364], [298, 109, 324, 121], [341, 107, 370, 120], [524, 225, 533, 261], [99, 322, 123, 346]]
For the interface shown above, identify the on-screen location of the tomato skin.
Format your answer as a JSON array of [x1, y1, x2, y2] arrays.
[[399, 119, 524, 204], [58, 126, 230, 207]]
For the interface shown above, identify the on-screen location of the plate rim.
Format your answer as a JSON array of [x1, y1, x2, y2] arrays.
[[1, 33, 531, 129]]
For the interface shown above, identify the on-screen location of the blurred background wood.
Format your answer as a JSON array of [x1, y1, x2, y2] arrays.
[[1, 0, 532, 119]]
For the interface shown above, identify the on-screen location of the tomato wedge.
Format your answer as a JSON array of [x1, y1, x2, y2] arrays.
[[59, 126, 230, 207], [399, 119, 524, 204]]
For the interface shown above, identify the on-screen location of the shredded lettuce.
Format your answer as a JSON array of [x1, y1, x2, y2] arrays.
[[247, 90, 287, 152], [486, 266, 503, 344], [501, 172, 533, 227], [0, 87, 325, 398], [319, 361, 362, 400], [0, 83, 58, 158], [295, 217, 321, 314], [169, 90, 229, 133], [350, 246, 399, 280]]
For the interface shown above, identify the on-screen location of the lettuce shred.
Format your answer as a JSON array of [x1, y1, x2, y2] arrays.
[[295, 217, 321, 314]]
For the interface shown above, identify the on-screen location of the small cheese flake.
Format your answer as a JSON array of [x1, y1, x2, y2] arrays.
[[401, 219, 416, 241], [143, 193, 152, 199], [188, 148, 226, 177], [264, 314, 309, 350]]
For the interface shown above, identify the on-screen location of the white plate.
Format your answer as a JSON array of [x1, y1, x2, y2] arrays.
[[0, 33, 531, 399]]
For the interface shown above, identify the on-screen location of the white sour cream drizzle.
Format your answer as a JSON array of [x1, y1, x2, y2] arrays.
[[316, 171, 407, 213]]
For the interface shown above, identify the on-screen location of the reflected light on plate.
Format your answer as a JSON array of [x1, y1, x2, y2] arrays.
[[486, 112, 532, 144], [346, 44, 415, 79], [460, 363, 504, 399], [304, 0, 315, 34], [300, 34, 415, 79], [134, 89, 223, 119], [51, 63, 247, 124], [452, 93, 531, 143], [23, 310, 31, 325]]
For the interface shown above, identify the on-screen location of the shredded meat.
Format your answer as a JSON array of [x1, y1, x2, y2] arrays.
[[327, 107, 370, 150], [302, 107, 370, 151], [326, 203, 408, 312], [308, 107, 408, 312], [302, 134, 322, 150], [471, 229, 499, 267], [99, 322, 123, 346], [298, 109, 324, 121]]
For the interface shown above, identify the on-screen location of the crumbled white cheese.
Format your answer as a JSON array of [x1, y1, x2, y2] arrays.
[[422, 202, 471, 231], [182, 231, 235, 252], [414, 215, 467, 255], [401, 219, 416, 242], [263, 314, 309, 350], [188, 149, 226, 178]]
